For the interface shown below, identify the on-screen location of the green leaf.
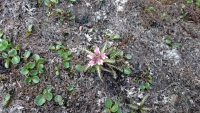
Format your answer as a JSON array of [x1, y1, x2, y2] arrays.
[[60, 17, 65, 21], [44, 0, 50, 7], [161, 12, 166, 20], [5, 94, 11, 101], [69, 15, 76, 20], [70, 0, 76, 2], [101, 40, 107, 54], [0, 40, 8, 51], [2, 52, 8, 58], [172, 43, 180, 49], [5, 58, 10, 68], [63, 61, 70, 69], [125, 54, 132, 59], [50, 0, 58, 4], [111, 104, 119, 112], [34, 94, 46, 106], [37, 58, 45, 64], [28, 24, 33, 32], [105, 99, 112, 108], [23, 51, 31, 59], [56, 9, 63, 14], [164, 36, 172, 47], [96, 65, 103, 81], [24, 77, 32, 83], [29, 70, 38, 76], [140, 95, 149, 106], [124, 68, 131, 75], [44, 93, 53, 101], [116, 109, 122, 113], [56, 41, 62, 45], [8, 49, 17, 57], [104, 108, 111, 113], [0, 29, 3, 37], [68, 85, 73, 91], [144, 82, 150, 90], [49, 45, 55, 50], [26, 32, 31, 37], [38, 68, 44, 74], [32, 76, 40, 83], [139, 84, 146, 90], [32, 54, 40, 61], [43, 87, 52, 94], [54, 95, 62, 102], [20, 67, 29, 75], [147, 7, 155, 12], [11, 56, 20, 64], [67, 51, 72, 55], [38, 63, 44, 69], [56, 45, 61, 50], [113, 34, 120, 39], [119, 51, 124, 56], [185, 0, 193, 3], [26, 62, 35, 69], [80, 48, 93, 54], [56, 71, 59, 75], [75, 64, 82, 71]]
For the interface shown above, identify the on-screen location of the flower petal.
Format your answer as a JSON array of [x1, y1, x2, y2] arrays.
[[100, 53, 108, 59], [87, 54, 95, 59], [88, 60, 95, 66], [97, 58, 103, 65], [94, 47, 100, 55]]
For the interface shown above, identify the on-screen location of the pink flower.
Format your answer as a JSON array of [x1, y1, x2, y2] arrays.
[[87, 47, 108, 66]]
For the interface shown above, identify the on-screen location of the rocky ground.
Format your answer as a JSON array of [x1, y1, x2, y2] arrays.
[[0, 0, 200, 113]]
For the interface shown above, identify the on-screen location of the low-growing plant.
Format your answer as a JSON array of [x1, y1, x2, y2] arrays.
[[49, 41, 73, 69], [104, 32, 120, 40], [104, 98, 122, 113], [34, 87, 53, 106], [129, 95, 151, 113], [23, 51, 31, 61], [76, 41, 131, 81], [0, 33, 21, 68], [20, 54, 44, 83], [26, 24, 33, 37], [3, 93, 11, 108], [55, 66, 61, 75], [54, 95, 64, 105], [185, 0, 193, 3], [139, 72, 152, 90], [164, 36, 180, 49]]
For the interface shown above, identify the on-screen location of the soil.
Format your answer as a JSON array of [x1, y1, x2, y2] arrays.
[[0, 0, 200, 113]]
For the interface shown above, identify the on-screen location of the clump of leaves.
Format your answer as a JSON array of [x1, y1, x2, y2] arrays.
[[0, 33, 20, 68], [34, 87, 53, 106], [196, 0, 200, 7], [26, 24, 33, 37], [49, 41, 73, 71], [104, 32, 120, 40], [20, 53, 45, 83], [54, 95, 64, 105], [104, 98, 122, 113], [129, 95, 151, 113], [164, 36, 180, 49], [3, 93, 11, 108], [76, 41, 132, 81]]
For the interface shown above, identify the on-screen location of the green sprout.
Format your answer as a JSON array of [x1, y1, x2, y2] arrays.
[[34, 87, 53, 106], [44, 0, 58, 7], [20, 54, 44, 83], [129, 95, 152, 113], [161, 12, 167, 20], [49, 41, 73, 69], [26, 24, 33, 37], [3, 93, 11, 108], [164, 36, 180, 49], [147, 7, 155, 12], [104, 98, 122, 113], [54, 95, 64, 105], [104, 32, 120, 40]]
